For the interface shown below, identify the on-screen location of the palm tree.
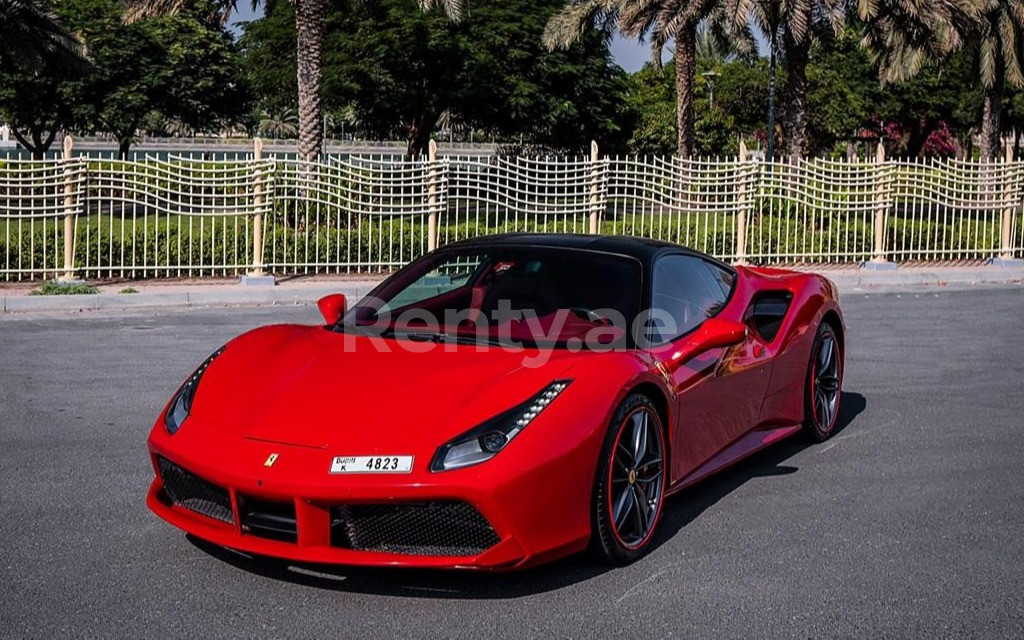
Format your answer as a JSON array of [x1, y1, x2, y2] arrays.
[[259, 107, 299, 138], [857, 0, 980, 156], [0, 0, 87, 71], [970, 1, 1024, 159], [545, 0, 724, 157], [861, 0, 1024, 160], [126, 0, 462, 162], [857, 0, 975, 86], [722, 0, 844, 159]]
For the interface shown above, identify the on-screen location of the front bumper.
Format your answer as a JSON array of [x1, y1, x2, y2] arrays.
[[146, 421, 594, 570]]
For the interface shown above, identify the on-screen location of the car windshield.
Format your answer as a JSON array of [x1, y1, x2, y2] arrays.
[[340, 246, 642, 349]]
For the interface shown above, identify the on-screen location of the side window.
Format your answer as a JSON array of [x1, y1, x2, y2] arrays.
[[706, 262, 736, 298], [387, 254, 486, 310], [650, 255, 729, 341]]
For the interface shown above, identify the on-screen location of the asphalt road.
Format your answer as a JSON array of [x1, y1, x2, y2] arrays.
[[2, 288, 1023, 638]]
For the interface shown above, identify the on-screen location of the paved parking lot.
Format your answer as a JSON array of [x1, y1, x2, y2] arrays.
[[1, 287, 1023, 637]]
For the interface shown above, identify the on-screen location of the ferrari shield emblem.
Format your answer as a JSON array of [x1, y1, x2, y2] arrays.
[[264, 453, 279, 467]]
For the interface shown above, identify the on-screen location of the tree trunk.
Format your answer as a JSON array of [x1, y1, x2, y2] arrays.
[[981, 75, 1004, 161], [11, 125, 57, 160], [781, 34, 810, 160], [674, 23, 697, 158], [905, 116, 937, 158], [118, 137, 132, 159], [295, 0, 325, 162], [406, 112, 440, 158]]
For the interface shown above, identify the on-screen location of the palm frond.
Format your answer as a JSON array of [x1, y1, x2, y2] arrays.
[[0, 0, 89, 72], [543, 0, 618, 50], [123, 0, 245, 26], [421, 0, 463, 23]]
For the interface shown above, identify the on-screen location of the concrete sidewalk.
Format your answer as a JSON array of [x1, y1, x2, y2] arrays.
[[2, 264, 1022, 314]]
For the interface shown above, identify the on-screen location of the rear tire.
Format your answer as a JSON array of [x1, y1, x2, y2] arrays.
[[592, 393, 667, 565], [804, 322, 843, 441]]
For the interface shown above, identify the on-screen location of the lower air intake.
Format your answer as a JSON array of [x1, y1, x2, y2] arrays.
[[239, 496, 298, 543], [330, 501, 500, 556], [157, 456, 234, 525]]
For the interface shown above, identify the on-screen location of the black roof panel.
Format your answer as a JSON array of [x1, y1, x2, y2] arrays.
[[443, 233, 693, 262]]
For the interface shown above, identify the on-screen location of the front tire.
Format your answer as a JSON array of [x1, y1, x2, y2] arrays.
[[804, 322, 843, 441], [592, 393, 667, 565]]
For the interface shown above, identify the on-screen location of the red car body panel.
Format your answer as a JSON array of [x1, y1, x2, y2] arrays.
[[147, 238, 843, 570]]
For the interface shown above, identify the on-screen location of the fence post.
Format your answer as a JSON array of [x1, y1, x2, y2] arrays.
[[242, 137, 275, 285], [995, 143, 1020, 265], [734, 139, 749, 264], [59, 135, 78, 282], [428, 139, 438, 251], [865, 142, 896, 269], [589, 140, 600, 234]]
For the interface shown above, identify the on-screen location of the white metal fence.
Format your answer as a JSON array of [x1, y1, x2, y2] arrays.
[[2, 138, 1022, 281]]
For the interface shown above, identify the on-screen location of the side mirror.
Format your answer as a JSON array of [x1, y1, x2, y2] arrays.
[[684, 317, 747, 358], [317, 294, 347, 325]]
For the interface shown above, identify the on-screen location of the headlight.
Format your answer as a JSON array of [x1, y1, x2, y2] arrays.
[[164, 346, 225, 435], [430, 380, 571, 471]]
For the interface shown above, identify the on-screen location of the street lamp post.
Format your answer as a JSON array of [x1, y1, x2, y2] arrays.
[[701, 70, 719, 108], [766, 27, 778, 165]]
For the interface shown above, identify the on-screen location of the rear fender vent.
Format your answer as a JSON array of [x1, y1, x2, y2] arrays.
[[748, 292, 793, 343]]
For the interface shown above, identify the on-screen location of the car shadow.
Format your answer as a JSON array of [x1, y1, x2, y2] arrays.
[[186, 391, 867, 598], [649, 391, 867, 550]]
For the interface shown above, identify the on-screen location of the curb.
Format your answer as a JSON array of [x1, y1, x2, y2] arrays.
[[2, 265, 1023, 315], [822, 267, 1024, 291], [1, 281, 383, 314]]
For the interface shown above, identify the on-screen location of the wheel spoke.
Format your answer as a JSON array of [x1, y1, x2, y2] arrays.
[[827, 353, 839, 377], [613, 454, 631, 476], [616, 441, 634, 468], [636, 468, 663, 485], [632, 411, 648, 466], [632, 486, 648, 535], [819, 337, 833, 371], [613, 486, 635, 532], [637, 456, 662, 471]]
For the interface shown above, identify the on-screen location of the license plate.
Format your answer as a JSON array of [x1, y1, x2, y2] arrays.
[[329, 455, 413, 474]]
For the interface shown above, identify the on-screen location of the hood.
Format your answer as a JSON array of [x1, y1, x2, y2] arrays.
[[188, 324, 593, 453]]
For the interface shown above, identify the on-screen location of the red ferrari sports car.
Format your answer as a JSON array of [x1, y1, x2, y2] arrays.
[[147, 234, 844, 569]]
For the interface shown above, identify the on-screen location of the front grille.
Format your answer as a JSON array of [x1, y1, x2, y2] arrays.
[[330, 501, 500, 556], [156, 456, 234, 524], [239, 496, 297, 543]]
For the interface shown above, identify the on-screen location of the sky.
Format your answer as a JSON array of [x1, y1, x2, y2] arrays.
[[228, 7, 659, 73]]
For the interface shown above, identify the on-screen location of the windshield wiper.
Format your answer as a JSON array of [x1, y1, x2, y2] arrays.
[[380, 328, 445, 343], [443, 333, 509, 347]]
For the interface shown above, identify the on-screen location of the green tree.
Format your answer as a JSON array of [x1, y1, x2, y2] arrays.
[[875, 48, 980, 157], [622, 50, 780, 155], [0, 0, 86, 71], [0, 0, 89, 158], [803, 29, 879, 155], [722, 0, 844, 159], [241, 0, 625, 155], [544, 0, 726, 157], [968, 1, 1024, 159], [128, 0, 461, 162], [60, 0, 249, 156], [0, 71, 74, 158], [621, 63, 677, 154]]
